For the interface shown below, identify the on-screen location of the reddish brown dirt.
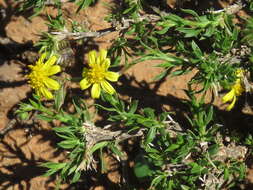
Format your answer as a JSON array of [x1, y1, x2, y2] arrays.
[[0, 0, 252, 189]]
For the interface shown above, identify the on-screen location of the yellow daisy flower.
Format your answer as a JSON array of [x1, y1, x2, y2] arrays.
[[80, 49, 119, 99], [222, 69, 244, 111], [27, 53, 61, 99]]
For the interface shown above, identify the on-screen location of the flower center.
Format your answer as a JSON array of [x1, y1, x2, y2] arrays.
[[28, 70, 46, 89], [87, 66, 106, 83]]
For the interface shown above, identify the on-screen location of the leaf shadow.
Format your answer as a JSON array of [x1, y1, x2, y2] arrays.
[[0, 134, 48, 189]]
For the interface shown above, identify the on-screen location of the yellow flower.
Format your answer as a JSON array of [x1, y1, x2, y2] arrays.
[[222, 69, 244, 111], [80, 49, 119, 98], [27, 53, 61, 99]]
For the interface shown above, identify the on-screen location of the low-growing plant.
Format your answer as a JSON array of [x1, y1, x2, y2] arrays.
[[10, 0, 253, 189]]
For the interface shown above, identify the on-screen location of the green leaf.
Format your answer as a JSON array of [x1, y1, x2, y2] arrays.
[[76, 0, 95, 12], [42, 162, 66, 170], [29, 99, 39, 109], [206, 106, 213, 125], [166, 144, 180, 152], [95, 104, 117, 112], [72, 96, 87, 115], [190, 162, 203, 174], [134, 159, 153, 178], [100, 149, 107, 173], [55, 113, 73, 123], [143, 108, 155, 119], [129, 100, 138, 114], [61, 162, 71, 176], [123, 4, 136, 15], [204, 26, 215, 37], [71, 171, 81, 183], [153, 70, 169, 81], [109, 144, 123, 157], [208, 144, 219, 156], [32, 93, 40, 101], [191, 41, 203, 58], [224, 167, 229, 181], [58, 139, 79, 149], [245, 134, 253, 146], [17, 103, 34, 112], [156, 62, 174, 68], [54, 82, 66, 111], [171, 69, 185, 76], [238, 163, 246, 180], [53, 126, 74, 134], [89, 141, 109, 154], [177, 28, 201, 38], [159, 112, 169, 122], [180, 8, 200, 19], [150, 175, 164, 187], [68, 165, 78, 175], [18, 112, 29, 120], [56, 133, 75, 141], [181, 185, 190, 190], [36, 114, 54, 122], [156, 27, 170, 35], [145, 127, 157, 145], [43, 169, 58, 177], [168, 180, 174, 190]]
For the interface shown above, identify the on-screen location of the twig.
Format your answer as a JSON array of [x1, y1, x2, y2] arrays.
[[0, 118, 18, 137], [50, 14, 161, 41], [207, 1, 244, 14], [83, 122, 143, 147], [78, 122, 144, 171], [51, 27, 116, 40], [163, 114, 184, 137], [17, 0, 69, 6], [120, 151, 129, 189], [44, 0, 68, 5], [0, 111, 38, 139]]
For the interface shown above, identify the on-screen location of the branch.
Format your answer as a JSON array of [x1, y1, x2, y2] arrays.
[[207, 1, 244, 14], [83, 122, 143, 148], [0, 111, 37, 139], [51, 27, 116, 40], [50, 14, 161, 41], [77, 122, 144, 171], [0, 118, 18, 137]]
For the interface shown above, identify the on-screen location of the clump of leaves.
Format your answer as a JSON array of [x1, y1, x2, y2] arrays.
[[13, 0, 253, 189]]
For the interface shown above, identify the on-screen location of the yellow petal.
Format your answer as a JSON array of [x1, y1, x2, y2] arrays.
[[236, 69, 243, 77], [82, 68, 89, 77], [226, 96, 236, 111], [44, 78, 60, 90], [101, 81, 115, 94], [101, 58, 110, 69], [40, 87, 53, 99], [222, 89, 235, 103], [45, 56, 57, 66], [28, 65, 34, 69], [38, 53, 47, 64], [88, 50, 97, 67], [47, 65, 61, 75], [91, 83, 101, 98], [35, 89, 42, 98], [98, 49, 107, 63], [105, 71, 119, 82], [80, 78, 91, 90], [41, 55, 57, 71], [233, 82, 244, 96]]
